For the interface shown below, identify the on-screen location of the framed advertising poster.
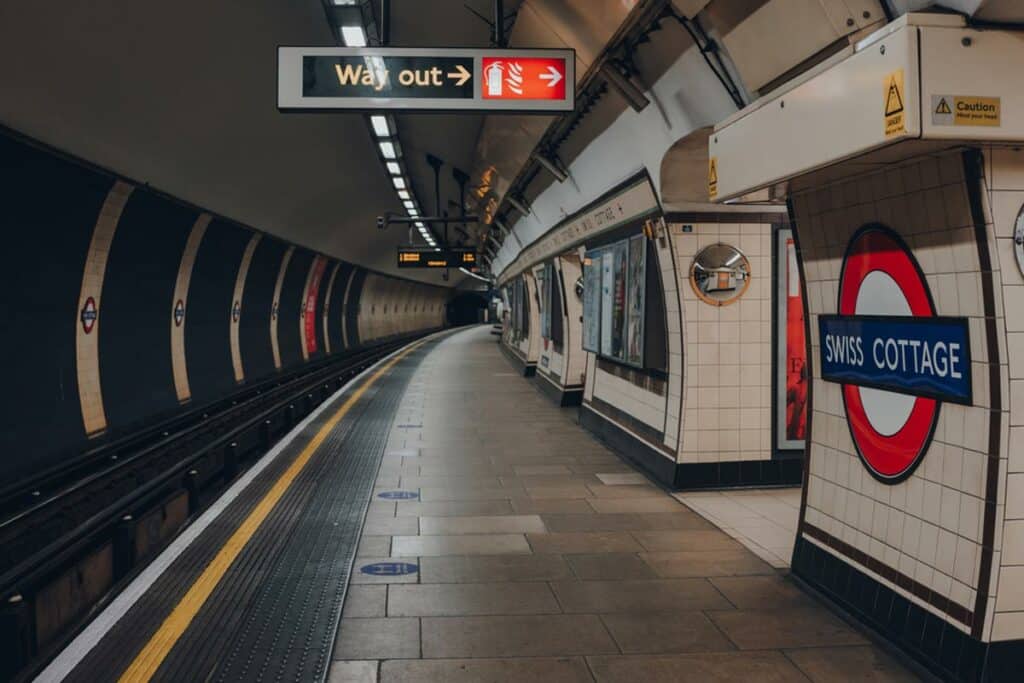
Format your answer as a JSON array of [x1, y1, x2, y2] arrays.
[[776, 228, 808, 450], [625, 235, 646, 367], [582, 253, 601, 352]]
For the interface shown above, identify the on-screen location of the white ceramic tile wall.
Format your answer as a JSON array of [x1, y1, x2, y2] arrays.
[[671, 221, 775, 464], [792, 150, 1009, 639], [534, 262, 565, 383], [517, 271, 540, 363], [584, 220, 680, 457], [987, 147, 1024, 642], [558, 255, 588, 389]]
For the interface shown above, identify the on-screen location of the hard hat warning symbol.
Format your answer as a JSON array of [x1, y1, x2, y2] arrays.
[[883, 69, 906, 138]]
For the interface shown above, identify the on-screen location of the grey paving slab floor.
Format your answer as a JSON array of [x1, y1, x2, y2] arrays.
[[331, 326, 923, 682]]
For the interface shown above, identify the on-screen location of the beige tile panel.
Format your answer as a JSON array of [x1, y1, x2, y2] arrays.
[[321, 261, 340, 355], [230, 233, 261, 382], [340, 268, 357, 350], [76, 180, 134, 436], [170, 213, 210, 403], [270, 246, 294, 370]]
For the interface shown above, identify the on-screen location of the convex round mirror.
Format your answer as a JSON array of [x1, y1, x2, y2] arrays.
[[690, 243, 751, 306]]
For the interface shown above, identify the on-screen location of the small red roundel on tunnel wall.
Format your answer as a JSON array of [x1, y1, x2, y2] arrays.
[[80, 296, 98, 334], [836, 225, 939, 483]]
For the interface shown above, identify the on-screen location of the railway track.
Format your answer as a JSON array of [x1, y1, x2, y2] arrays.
[[0, 332, 436, 680]]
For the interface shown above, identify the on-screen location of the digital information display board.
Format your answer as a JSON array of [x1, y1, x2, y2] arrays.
[[278, 47, 574, 112], [397, 247, 478, 269]]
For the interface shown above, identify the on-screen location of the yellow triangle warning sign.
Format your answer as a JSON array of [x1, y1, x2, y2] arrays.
[[883, 69, 906, 138], [885, 77, 904, 116], [935, 97, 951, 115], [708, 157, 718, 199]]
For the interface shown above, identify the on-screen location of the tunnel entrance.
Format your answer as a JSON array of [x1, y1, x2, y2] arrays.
[[447, 290, 488, 326]]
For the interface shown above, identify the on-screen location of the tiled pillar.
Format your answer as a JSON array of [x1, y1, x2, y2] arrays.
[[790, 148, 1022, 679]]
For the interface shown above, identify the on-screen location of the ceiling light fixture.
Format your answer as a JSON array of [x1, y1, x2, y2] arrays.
[[340, 25, 367, 47], [371, 115, 390, 137], [460, 267, 492, 283], [398, 189, 411, 200], [392, 177, 406, 190], [379, 141, 397, 159]]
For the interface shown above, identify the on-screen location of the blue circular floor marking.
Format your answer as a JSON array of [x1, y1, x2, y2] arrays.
[[360, 561, 419, 576], [377, 490, 419, 500]]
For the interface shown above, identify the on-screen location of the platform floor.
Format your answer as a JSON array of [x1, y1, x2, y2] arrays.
[[336, 326, 921, 682], [674, 488, 801, 569]]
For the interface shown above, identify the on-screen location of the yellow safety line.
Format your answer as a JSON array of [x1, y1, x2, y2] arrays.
[[118, 340, 425, 682]]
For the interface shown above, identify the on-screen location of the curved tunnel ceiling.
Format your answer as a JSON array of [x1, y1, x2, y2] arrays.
[[0, 1, 509, 286]]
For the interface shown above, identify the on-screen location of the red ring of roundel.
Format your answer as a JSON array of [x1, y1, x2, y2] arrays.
[[836, 224, 940, 483]]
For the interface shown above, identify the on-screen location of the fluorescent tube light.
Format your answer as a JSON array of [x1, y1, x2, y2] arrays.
[[340, 25, 367, 47], [371, 115, 389, 137]]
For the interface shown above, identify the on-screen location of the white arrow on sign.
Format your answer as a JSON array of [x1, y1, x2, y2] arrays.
[[539, 65, 563, 88], [447, 64, 472, 87]]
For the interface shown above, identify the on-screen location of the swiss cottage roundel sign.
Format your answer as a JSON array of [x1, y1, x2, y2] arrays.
[[818, 225, 972, 484]]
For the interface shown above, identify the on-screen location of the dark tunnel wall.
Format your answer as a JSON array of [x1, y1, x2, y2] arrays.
[[278, 249, 313, 371], [186, 219, 250, 405], [241, 237, 287, 381], [100, 190, 196, 429], [0, 130, 450, 483], [1, 135, 111, 467], [328, 263, 354, 352]]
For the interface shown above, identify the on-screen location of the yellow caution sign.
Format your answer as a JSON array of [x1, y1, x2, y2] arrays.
[[708, 157, 718, 200], [931, 94, 1000, 127], [883, 69, 906, 139]]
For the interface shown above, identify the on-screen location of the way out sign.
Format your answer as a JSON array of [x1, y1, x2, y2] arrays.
[[278, 47, 574, 112]]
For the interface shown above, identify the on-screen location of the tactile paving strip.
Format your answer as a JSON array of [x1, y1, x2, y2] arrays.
[[64, 336, 442, 683]]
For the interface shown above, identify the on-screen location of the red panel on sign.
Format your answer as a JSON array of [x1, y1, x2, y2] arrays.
[[481, 57, 567, 101]]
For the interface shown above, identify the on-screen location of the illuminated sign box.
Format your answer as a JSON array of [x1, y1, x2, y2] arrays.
[[278, 47, 574, 112], [397, 247, 478, 269]]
